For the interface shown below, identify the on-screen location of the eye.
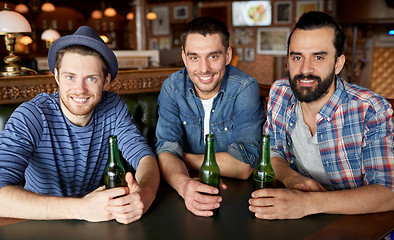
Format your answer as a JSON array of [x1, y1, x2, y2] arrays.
[[190, 56, 198, 61], [292, 56, 302, 61], [87, 76, 97, 82], [210, 55, 218, 60], [315, 55, 324, 61], [66, 75, 74, 80]]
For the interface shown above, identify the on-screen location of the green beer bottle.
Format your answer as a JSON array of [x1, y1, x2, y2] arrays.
[[253, 134, 275, 190], [199, 134, 221, 195], [104, 135, 127, 189]]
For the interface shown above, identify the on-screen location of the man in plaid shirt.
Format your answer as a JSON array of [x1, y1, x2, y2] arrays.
[[249, 11, 394, 219]]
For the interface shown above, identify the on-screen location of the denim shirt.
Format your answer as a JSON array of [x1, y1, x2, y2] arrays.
[[155, 65, 265, 168]]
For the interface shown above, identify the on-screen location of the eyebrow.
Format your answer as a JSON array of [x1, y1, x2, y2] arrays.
[[290, 51, 328, 56], [186, 50, 223, 56]]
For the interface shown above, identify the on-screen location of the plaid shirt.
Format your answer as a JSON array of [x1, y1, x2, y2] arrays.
[[263, 77, 394, 191]]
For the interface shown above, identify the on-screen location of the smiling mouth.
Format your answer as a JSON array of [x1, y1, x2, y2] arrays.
[[71, 96, 89, 104], [198, 75, 214, 83]]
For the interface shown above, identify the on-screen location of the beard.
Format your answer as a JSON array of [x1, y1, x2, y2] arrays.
[[59, 93, 101, 117], [289, 69, 336, 103]]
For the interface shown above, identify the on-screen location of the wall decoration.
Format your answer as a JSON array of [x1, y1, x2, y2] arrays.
[[152, 6, 170, 36], [235, 47, 244, 62], [232, 1, 272, 26], [244, 48, 255, 62], [159, 37, 171, 50], [257, 27, 289, 55], [150, 38, 158, 50], [173, 5, 189, 20], [274, 1, 292, 24], [296, 0, 323, 20], [233, 28, 254, 45]]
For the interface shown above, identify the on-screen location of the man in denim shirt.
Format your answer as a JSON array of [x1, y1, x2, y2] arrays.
[[155, 17, 264, 217]]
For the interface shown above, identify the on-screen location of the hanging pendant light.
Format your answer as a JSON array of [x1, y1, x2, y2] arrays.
[[15, 3, 29, 14], [41, 1, 56, 12], [91, 10, 103, 19], [146, 12, 157, 20], [104, 7, 117, 17]]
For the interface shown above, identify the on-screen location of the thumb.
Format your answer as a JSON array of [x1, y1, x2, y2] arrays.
[[126, 172, 138, 192]]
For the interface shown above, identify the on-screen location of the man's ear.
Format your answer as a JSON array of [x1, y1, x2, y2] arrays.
[[335, 54, 346, 75], [54, 68, 60, 85], [181, 49, 187, 67], [103, 74, 111, 89], [226, 46, 233, 66]]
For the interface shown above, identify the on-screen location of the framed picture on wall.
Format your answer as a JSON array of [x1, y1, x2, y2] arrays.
[[257, 27, 289, 55], [152, 6, 170, 36], [244, 48, 255, 62], [296, 0, 323, 20], [159, 37, 171, 50], [235, 47, 244, 62], [173, 5, 189, 20], [274, 1, 292, 24], [233, 28, 254, 45]]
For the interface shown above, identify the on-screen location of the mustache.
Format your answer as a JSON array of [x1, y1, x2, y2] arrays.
[[293, 74, 321, 81]]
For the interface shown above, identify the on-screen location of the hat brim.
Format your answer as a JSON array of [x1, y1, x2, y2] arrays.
[[48, 34, 118, 82]]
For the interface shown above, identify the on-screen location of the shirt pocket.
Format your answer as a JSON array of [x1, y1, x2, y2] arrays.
[[211, 117, 234, 149], [180, 112, 201, 144]]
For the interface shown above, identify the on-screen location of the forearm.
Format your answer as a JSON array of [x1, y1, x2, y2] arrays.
[[134, 156, 160, 209], [271, 156, 301, 186], [184, 152, 253, 180], [158, 152, 192, 198], [0, 186, 81, 220], [308, 184, 394, 215]]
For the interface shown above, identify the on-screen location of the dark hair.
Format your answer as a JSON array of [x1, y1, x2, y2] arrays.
[[287, 11, 346, 58], [180, 16, 230, 50], [55, 45, 109, 77]]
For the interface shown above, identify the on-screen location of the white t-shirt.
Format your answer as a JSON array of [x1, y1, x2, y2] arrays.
[[201, 95, 216, 142]]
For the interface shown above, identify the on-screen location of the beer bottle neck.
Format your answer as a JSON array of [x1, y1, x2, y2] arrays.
[[258, 141, 271, 166], [108, 136, 121, 165], [203, 140, 216, 165]]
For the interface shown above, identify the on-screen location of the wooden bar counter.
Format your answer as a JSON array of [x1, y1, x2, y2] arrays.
[[0, 177, 392, 240]]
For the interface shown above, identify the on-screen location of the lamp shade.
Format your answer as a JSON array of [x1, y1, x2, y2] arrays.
[[15, 4, 29, 14], [41, 2, 56, 12], [91, 10, 103, 19], [104, 7, 117, 17], [0, 8, 32, 34], [41, 29, 61, 41], [146, 12, 157, 20], [126, 12, 134, 20]]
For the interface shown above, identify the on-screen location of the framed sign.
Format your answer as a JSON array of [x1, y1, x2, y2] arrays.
[[152, 6, 170, 36], [244, 47, 255, 62], [257, 27, 289, 55], [296, 0, 323, 20], [274, 1, 292, 24], [173, 5, 189, 20]]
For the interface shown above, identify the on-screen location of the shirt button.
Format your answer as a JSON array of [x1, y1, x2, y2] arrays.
[[183, 121, 187, 125], [224, 127, 228, 131], [290, 123, 293, 126], [212, 109, 215, 112]]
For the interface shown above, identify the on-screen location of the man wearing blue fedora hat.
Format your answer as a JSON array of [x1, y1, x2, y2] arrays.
[[0, 26, 160, 224]]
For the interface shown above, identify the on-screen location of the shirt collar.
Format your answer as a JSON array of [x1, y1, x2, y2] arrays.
[[318, 76, 347, 122]]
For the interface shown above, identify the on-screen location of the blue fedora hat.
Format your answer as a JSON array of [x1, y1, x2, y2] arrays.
[[48, 26, 118, 82]]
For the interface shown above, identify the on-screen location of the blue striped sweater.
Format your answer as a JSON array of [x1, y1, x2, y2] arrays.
[[0, 91, 155, 197]]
